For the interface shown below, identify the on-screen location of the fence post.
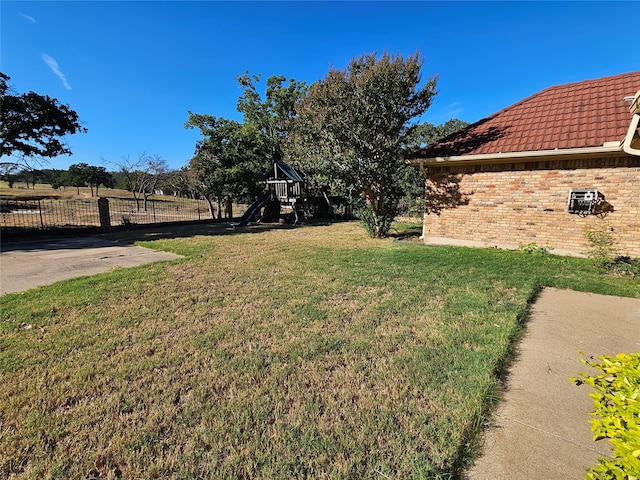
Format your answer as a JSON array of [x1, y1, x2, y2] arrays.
[[98, 197, 112, 231], [38, 199, 45, 230]]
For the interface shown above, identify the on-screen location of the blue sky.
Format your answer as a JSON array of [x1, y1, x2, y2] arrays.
[[2, 1, 639, 171]]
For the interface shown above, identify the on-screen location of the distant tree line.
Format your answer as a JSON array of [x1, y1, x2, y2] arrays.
[[1, 165, 114, 194], [0, 157, 194, 213]]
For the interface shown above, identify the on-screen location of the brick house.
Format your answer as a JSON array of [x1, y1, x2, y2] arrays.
[[408, 71, 640, 257]]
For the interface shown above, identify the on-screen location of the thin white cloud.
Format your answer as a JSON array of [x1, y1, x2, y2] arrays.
[[446, 102, 463, 118], [19, 12, 36, 23], [41, 54, 72, 90]]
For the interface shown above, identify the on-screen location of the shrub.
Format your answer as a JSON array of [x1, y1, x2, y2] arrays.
[[611, 256, 640, 278], [571, 352, 640, 480], [518, 242, 552, 256], [583, 219, 618, 272], [357, 202, 396, 238]]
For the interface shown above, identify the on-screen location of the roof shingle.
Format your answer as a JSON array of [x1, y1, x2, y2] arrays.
[[411, 71, 640, 159]]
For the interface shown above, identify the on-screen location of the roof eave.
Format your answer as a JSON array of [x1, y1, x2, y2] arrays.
[[407, 144, 627, 167]]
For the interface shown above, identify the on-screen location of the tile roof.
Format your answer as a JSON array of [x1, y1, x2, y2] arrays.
[[410, 71, 640, 159]]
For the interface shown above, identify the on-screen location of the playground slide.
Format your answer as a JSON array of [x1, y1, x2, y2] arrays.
[[229, 193, 271, 227]]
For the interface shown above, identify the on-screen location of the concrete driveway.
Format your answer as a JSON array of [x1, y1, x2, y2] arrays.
[[0, 236, 181, 295]]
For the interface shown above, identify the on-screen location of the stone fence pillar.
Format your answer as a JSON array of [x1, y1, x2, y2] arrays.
[[98, 197, 111, 231]]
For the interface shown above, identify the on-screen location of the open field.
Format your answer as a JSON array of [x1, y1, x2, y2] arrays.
[[0, 181, 147, 200], [1, 222, 638, 479]]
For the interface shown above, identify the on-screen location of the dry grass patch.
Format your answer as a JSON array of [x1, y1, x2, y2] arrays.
[[1, 221, 638, 479]]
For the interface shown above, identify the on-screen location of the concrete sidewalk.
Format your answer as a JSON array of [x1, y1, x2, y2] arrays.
[[0, 237, 181, 295], [465, 287, 640, 479]]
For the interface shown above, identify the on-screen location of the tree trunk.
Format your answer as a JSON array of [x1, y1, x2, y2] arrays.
[[363, 185, 384, 238], [225, 196, 233, 219], [205, 197, 216, 220]]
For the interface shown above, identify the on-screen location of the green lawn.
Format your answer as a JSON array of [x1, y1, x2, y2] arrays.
[[1, 221, 638, 479]]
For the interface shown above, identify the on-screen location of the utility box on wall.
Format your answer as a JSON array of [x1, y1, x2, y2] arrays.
[[567, 189, 604, 215]]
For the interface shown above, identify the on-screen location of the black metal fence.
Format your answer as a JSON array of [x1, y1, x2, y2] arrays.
[[1, 196, 212, 237], [105, 197, 209, 226]]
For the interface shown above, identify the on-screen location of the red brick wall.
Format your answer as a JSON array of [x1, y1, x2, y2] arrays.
[[422, 156, 640, 257]]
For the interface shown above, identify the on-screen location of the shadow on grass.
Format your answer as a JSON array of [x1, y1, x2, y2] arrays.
[[387, 222, 423, 243], [0, 218, 346, 252], [99, 218, 342, 245]]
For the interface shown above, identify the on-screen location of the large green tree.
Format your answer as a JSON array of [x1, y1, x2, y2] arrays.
[[288, 51, 438, 237], [237, 73, 308, 159], [67, 163, 90, 194], [184, 116, 269, 219], [0, 72, 86, 170], [85, 165, 113, 196], [66, 163, 111, 195], [185, 74, 308, 219]]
